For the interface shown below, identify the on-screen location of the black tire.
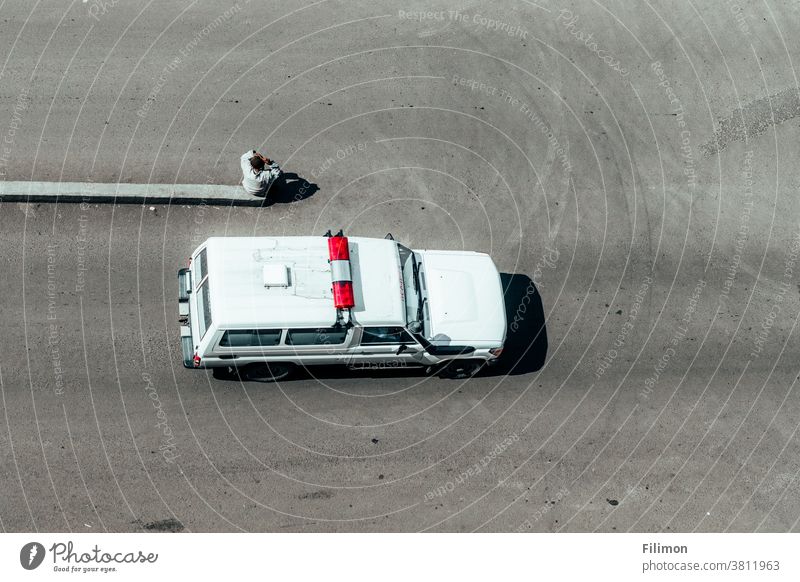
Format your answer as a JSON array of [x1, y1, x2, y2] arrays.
[[437, 359, 485, 379], [243, 362, 295, 382]]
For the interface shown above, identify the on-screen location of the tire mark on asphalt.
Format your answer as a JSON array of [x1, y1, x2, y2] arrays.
[[702, 87, 800, 156]]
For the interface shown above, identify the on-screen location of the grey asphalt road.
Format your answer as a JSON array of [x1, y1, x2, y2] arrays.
[[1, 0, 800, 532]]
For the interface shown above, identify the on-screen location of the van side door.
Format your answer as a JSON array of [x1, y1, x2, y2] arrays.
[[348, 327, 424, 369]]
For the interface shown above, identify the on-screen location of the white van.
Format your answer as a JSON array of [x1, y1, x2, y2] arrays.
[[178, 233, 506, 381]]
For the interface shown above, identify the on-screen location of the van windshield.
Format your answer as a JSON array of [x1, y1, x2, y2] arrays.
[[397, 243, 422, 334]]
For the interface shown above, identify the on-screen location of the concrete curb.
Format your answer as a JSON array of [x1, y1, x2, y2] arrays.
[[0, 181, 268, 206]]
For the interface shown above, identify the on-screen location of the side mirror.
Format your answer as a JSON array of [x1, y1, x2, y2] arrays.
[[408, 321, 421, 334], [384, 233, 395, 240]]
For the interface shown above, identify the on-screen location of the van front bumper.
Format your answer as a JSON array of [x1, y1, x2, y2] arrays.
[[178, 268, 194, 368]]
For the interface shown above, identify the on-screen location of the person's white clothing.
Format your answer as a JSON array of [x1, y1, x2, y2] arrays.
[[241, 150, 273, 195]]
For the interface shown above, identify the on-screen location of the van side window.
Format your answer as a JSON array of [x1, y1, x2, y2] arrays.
[[361, 327, 414, 345], [361, 327, 416, 345], [220, 329, 282, 347], [197, 277, 213, 339], [286, 327, 348, 346]]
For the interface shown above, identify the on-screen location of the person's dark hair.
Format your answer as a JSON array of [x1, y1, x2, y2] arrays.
[[250, 155, 265, 172]]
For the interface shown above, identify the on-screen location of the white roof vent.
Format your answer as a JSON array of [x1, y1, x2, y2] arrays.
[[262, 263, 290, 288]]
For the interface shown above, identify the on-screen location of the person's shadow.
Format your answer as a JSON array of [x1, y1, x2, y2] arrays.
[[486, 273, 548, 376], [264, 172, 319, 204]]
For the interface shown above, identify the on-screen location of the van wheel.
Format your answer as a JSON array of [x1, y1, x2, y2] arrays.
[[437, 359, 485, 379], [243, 362, 295, 382]]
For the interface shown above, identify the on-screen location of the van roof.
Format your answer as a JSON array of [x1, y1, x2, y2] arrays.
[[202, 236, 406, 329]]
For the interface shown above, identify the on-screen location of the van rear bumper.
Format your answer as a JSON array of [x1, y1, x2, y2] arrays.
[[178, 268, 194, 368]]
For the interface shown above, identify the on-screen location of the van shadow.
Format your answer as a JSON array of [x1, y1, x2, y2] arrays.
[[293, 365, 427, 381], [264, 172, 319, 205], [215, 363, 428, 383], [485, 273, 548, 376]]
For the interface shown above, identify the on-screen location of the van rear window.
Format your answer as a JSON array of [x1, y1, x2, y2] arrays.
[[286, 327, 347, 346], [194, 248, 208, 284], [220, 329, 282, 347]]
